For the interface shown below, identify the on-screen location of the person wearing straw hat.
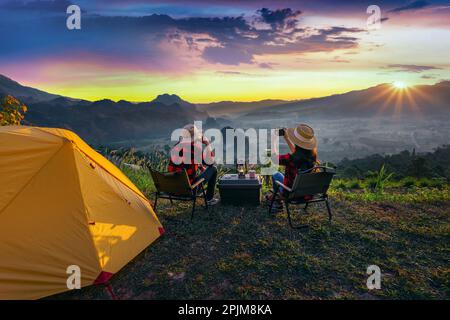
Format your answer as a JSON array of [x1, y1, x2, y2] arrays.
[[267, 124, 319, 210], [168, 123, 219, 206]]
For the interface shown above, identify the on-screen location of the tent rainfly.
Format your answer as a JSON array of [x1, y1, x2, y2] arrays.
[[0, 126, 164, 299]]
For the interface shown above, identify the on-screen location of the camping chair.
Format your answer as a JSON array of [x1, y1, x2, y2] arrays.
[[148, 167, 208, 220], [269, 166, 336, 229]]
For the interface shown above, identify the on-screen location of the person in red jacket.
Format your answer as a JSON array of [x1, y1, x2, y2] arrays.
[[168, 124, 219, 205], [269, 124, 319, 211]]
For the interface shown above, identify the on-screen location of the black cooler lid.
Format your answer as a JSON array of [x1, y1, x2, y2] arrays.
[[218, 174, 262, 188]]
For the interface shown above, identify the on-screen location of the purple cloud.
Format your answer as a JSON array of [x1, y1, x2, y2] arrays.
[[0, 3, 365, 69], [258, 62, 276, 69], [388, 1, 430, 13], [203, 45, 254, 65], [175, 14, 364, 65], [385, 64, 442, 72], [420, 74, 436, 79], [257, 7, 302, 30]]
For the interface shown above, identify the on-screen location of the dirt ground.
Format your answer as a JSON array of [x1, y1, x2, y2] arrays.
[[53, 197, 449, 300]]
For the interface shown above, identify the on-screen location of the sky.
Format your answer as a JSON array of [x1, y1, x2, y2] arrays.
[[0, 0, 449, 102]]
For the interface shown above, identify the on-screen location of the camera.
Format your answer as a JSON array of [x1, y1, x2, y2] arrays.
[[277, 128, 285, 136]]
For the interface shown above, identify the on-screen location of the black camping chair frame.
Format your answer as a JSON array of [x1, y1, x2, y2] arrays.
[[269, 166, 336, 229], [148, 167, 209, 220]]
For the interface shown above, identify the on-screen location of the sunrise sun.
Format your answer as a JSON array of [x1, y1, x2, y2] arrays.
[[393, 81, 408, 89]]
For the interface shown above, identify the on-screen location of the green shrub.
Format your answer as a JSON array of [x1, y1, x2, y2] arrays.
[[431, 179, 446, 189], [401, 177, 417, 188], [348, 180, 362, 189], [366, 178, 378, 191], [333, 180, 347, 190], [0, 95, 27, 126], [418, 179, 431, 188], [364, 170, 378, 179], [369, 164, 393, 193]]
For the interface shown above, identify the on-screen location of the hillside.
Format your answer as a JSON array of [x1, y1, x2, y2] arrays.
[[50, 150, 449, 300], [0, 74, 64, 103], [26, 98, 208, 142], [197, 99, 295, 117], [241, 82, 450, 120], [337, 145, 450, 180], [197, 81, 450, 120], [0, 75, 209, 142], [2, 74, 450, 147]]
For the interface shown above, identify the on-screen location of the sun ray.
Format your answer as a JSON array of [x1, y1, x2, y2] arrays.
[[365, 84, 395, 106], [404, 87, 422, 117], [376, 86, 398, 116], [393, 87, 405, 118]]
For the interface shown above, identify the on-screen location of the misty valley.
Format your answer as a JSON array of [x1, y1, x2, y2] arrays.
[[1, 74, 450, 164]]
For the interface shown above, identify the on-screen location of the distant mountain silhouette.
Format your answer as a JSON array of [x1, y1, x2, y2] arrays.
[[240, 82, 450, 119], [0, 75, 208, 143], [1, 73, 449, 144], [0, 74, 78, 104], [151, 93, 195, 108], [197, 99, 293, 117]]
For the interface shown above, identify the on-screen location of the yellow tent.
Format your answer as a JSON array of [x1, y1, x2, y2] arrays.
[[0, 126, 164, 299]]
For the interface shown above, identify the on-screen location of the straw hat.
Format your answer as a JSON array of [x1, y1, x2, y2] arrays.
[[182, 123, 201, 142], [285, 124, 317, 150]]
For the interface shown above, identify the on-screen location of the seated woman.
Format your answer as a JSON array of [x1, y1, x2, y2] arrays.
[[269, 124, 319, 210], [168, 124, 219, 205]]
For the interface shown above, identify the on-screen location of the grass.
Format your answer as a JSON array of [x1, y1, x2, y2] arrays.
[[53, 168, 450, 300], [330, 177, 449, 203], [122, 166, 155, 195], [330, 185, 450, 204]]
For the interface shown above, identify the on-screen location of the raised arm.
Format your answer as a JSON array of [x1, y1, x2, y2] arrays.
[[202, 136, 215, 166], [283, 131, 296, 153]]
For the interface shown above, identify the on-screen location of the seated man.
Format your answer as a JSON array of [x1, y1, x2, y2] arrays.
[[168, 124, 219, 205]]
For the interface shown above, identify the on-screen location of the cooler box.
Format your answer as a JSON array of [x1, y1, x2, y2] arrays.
[[218, 174, 262, 206]]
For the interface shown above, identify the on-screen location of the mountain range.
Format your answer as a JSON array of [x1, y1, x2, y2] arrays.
[[196, 99, 294, 117], [0, 75, 209, 142], [240, 81, 450, 120], [1, 74, 449, 144]]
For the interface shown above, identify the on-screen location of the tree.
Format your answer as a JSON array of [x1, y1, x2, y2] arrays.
[[0, 95, 27, 126], [342, 166, 361, 179], [408, 157, 432, 178]]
